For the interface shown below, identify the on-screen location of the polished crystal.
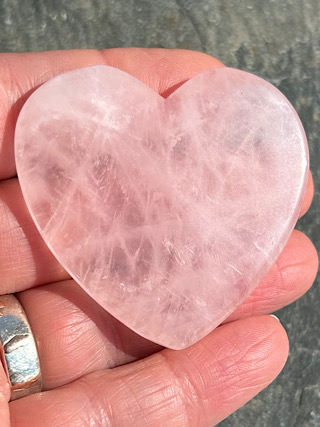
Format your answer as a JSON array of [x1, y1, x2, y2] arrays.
[[15, 66, 308, 349]]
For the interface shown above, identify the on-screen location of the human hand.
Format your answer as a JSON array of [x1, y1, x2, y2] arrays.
[[0, 48, 317, 426]]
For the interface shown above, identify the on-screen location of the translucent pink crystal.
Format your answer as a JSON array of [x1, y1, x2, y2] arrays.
[[15, 66, 308, 349]]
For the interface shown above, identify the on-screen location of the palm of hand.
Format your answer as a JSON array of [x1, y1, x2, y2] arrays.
[[0, 48, 317, 427]]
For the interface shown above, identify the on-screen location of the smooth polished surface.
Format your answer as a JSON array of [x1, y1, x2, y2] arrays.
[[15, 66, 308, 349]]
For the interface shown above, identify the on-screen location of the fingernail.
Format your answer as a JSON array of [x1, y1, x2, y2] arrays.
[[270, 314, 280, 322]]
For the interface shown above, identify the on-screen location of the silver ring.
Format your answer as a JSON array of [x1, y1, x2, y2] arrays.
[[0, 294, 42, 401]]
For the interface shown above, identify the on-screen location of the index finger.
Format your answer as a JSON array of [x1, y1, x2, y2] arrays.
[[0, 47, 223, 179]]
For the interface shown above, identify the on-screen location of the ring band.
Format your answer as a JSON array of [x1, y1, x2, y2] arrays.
[[0, 294, 42, 400]]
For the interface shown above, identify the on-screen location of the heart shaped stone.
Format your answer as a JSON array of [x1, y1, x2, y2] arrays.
[[15, 66, 308, 349]]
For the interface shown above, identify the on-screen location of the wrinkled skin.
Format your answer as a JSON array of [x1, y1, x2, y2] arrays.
[[0, 48, 317, 427]]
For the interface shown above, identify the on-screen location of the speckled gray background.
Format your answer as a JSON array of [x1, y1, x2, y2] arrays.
[[0, 0, 319, 426]]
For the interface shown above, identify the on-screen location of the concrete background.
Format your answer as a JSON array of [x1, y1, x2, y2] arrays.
[[0, 0, 319, 425]]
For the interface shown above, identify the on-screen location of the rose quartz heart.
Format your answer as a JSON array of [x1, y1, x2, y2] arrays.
[[15, 66, 308, 349]]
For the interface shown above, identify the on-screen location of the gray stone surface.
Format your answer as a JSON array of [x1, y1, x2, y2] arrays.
[[0, 0, 319, 425]]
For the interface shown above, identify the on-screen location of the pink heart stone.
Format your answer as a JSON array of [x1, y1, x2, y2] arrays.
[[15, 66, 308, 349]]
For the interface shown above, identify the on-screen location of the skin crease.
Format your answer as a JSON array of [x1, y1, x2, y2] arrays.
[[0, 48, 316, 426]]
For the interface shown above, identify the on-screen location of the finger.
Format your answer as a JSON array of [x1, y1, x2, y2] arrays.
[[16, 228, 317, 390], [299, 170, 314, 217], [17, 280, 163, 390], [225, 229, 318, 322], [0, 48, 223, 179], [10, 316, 288, 427], [0, 178, 68, 294]]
